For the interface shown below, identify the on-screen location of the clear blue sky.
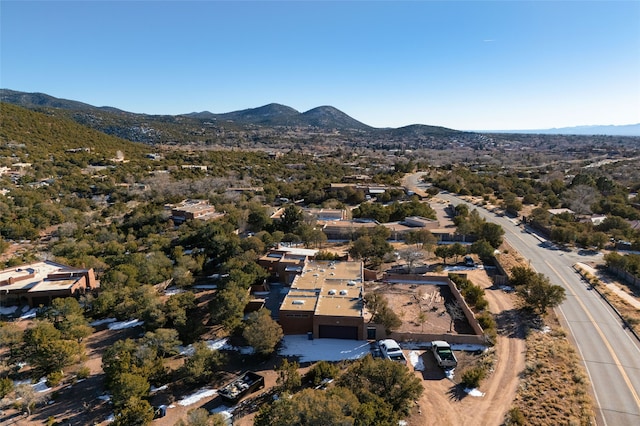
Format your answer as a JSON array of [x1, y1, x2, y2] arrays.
[[2, 1, 639, 131]]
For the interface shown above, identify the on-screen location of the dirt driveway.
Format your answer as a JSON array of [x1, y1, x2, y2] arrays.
[[407, 269, 525, 426]]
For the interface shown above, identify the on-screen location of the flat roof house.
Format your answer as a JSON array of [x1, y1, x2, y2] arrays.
[[167, 199, 224, 223], [258, 246, 318, 285], [0, 261, 99, 308], [278, 260, 365, 340]]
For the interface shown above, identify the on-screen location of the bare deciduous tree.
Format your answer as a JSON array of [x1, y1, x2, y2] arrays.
[[446, 301, 466, 333]]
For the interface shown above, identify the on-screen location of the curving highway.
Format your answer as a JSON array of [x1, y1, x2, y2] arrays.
[[434, 189, 640, 425], [403, 172, 640, 424]]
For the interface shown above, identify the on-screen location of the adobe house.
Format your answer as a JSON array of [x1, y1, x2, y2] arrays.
[[0, 261, 99, 308], [258, 246, 318, 285], [278, 260, 365, 340], [166, 199, 224, 223]]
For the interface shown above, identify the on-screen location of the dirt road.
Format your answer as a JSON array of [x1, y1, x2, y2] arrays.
[[409, 269, 525, 426]]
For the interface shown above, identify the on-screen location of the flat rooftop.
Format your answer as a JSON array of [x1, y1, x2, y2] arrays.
[[281, 260, 364, 317], [0, 261, 81, 292]]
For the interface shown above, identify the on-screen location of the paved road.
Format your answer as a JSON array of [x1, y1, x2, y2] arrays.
[[434, 191, 640, 426], [403, 173, 640, 424]]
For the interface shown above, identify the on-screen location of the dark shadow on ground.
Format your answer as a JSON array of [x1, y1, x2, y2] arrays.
[[30, 373, 112, 426], [493, 308, 527, 340], [447, 383, 468, 401], [419, 352, 451, 381]]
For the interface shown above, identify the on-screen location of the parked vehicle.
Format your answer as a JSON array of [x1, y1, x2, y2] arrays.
[[378, 339, 407, 364], [218, 371, 265, 404], [431, 340, 457, 368]]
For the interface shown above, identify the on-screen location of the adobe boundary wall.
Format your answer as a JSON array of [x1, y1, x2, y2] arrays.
[[381, 273, 486, 346]]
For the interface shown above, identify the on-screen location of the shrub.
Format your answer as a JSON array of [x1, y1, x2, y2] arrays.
[[505, 407, 526, 425], [460, 366, 486, 388], [0, 377, 14, 398], [46, 370, 64, 387], [76, 365, 91, 379], [476, 312, 496, 331], [305, 361, 340, 386]]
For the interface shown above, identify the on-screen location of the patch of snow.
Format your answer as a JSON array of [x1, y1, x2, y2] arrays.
[[168, 404, 176, 408], [540, 326, 551, 333], [445, 369, 455, 380], [105, 413, 115, 423], [164, 286, 185, 296], [279, 335, 371, 362], [20, 308, 38, 319], [108, 319, 144, 330], [238, 346, 255, 355], [206, 338, 230, 351], [179, 338, 253, 356], [408, 351, 424, 371], [211, 405, 234, 420], [193, 284, 218, 290], [443, 265, 477, 272], [150, 384, 168, 393], [177, 388, 217, 406], [98, 394, 111, 401], [13, 378, 50, 392], [465, 388, 485, 397], [451, 343, 486, 352], [90, 318, 117, 327], [32, 377, 51, 393], [500, 285, 515, 293], [0, 305, 18, 315]]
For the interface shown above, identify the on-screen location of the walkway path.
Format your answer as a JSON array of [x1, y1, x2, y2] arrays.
[[575, 262, 640, 309]]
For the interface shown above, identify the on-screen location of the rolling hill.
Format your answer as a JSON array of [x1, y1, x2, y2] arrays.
[[0, 89, 460, 146]]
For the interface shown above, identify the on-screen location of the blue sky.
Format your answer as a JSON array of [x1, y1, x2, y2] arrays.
[[2, 1, 639, 130]]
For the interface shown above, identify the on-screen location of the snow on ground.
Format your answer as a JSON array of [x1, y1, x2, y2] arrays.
[[0, 305, 18, 316], [279, 335, 371, 362], [445, 369, 455, 380], [401, 341, 486, 353], [107, 319, 144, 330], [150, 384, 168, 393], [32, 377, 51, 393], [465, 388, 485, 397], [164, 287, 185, 296], [193, 284, 218, 290], [13, 377, 51, 393], [178, 338, 254, 356], [20, 308, 38, 319], [177, 388, 218, 406], [210, 404, 234, 421], [408, 351, 424, 371], [89, 318, 117, 327]]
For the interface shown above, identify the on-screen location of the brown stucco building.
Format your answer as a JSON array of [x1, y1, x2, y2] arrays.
[[0, 261, 99, 308], [278, 260, 365, 340]]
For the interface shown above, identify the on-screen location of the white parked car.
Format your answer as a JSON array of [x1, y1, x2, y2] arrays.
[[378, 339, 406, 364]]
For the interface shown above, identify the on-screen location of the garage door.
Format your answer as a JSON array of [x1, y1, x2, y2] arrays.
[[318, 325, 358, 339]]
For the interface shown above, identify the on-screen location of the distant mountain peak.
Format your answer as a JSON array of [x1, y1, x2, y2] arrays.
[[0, 89, 462, 139]]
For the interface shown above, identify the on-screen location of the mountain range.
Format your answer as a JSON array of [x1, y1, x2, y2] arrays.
[[1, 89, 638, 138], [486, 124, 640, 137]]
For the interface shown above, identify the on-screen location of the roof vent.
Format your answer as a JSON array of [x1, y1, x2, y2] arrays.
[[339, 290, 348, 295], [292, 300, 305, 305], [328, 289, 336, 295]]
